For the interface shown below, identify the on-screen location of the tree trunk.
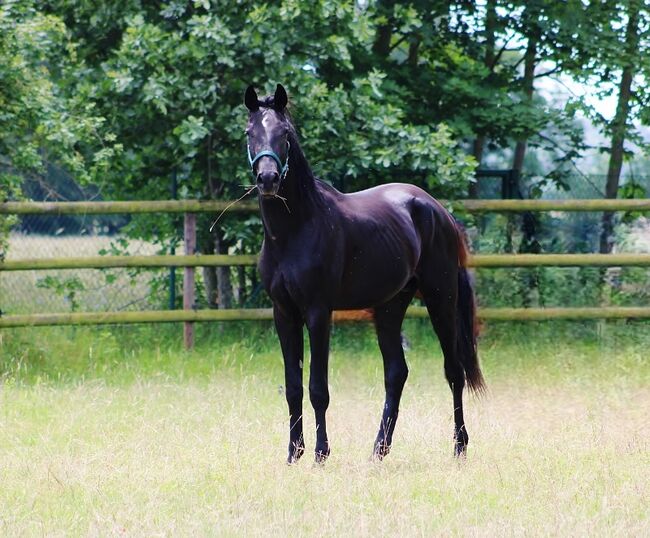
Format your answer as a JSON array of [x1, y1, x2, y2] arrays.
[[202, 133, 234, 308], [469, 0, 497, 198], [468, 138, 485, 198], [202, 266, 218, 308], [250, 266, 258, 300], [236, 266, 246, 306], [407, 36, 420, 66], [373, 25, 392, 57], [512, 27, 538, 175], [512, 12, 540, 305], [197, 210, 219, 308], [599, 1, 640, 254], [484, 0, 497, 70]]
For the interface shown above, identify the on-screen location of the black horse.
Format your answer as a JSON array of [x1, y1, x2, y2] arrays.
[[245, 84, 484, 463]]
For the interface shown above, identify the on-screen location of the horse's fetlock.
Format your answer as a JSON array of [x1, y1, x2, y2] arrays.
[[287, 438, 305, 464], [314, 443, 330, 464]]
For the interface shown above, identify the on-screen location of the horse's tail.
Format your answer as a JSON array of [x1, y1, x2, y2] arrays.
[[455, 224, 485, 394]]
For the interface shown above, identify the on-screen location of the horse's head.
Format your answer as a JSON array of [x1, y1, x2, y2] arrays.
[[244, 84, 290, 197]]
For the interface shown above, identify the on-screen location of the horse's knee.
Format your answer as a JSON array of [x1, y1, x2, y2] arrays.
[[309, 383, 329, 411], [286, 384, 303, 410]]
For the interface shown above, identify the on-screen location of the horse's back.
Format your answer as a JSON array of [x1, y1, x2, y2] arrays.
[[322, 182, 455, 308], [336, 182, 456, 250]]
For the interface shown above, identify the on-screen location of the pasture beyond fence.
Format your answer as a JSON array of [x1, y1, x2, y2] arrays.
[[2, 199, 650, 348]]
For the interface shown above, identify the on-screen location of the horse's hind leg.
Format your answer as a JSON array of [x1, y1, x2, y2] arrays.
[[420, 269, 469, 457], [372, 282, 417, 460]]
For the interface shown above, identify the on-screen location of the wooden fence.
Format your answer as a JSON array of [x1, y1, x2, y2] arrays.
[[2, 199, 649, 347]]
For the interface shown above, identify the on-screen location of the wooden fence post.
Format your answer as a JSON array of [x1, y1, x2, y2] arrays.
[[183, 212, 196, 349]]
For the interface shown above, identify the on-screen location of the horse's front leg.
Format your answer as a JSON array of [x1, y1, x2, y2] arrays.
[[306, 308, 332, 463], [274, 304, 305, 464]]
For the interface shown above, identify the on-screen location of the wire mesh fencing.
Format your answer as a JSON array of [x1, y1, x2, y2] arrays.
[[2, 201, 650, 317], [3, 214, 169, 314], [1, 209, 269, 316]]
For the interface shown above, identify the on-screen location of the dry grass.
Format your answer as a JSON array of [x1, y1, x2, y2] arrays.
[[1, 325, 648, 537]]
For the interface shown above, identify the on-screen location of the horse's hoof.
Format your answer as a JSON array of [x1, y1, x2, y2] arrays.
[[454, 426, 469, 458], [372, 441, 391, 461], [314, 447, 330, 464], [287, 440, 305, 465]]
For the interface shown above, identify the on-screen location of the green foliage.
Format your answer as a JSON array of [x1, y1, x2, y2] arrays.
[[619, 181, 648, 223], [5, 1, 648, 211], [0, 2, 121, 183], [35, 275, 86, 312], [30, 0, 485, 304], [65, 1, 476, 206], [0, 1, 121, 256], [2, 1, 650, 313], [566, 0, 650, 164]]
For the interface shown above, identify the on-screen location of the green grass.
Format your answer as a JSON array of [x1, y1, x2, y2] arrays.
[[1, 322, 649, 535]]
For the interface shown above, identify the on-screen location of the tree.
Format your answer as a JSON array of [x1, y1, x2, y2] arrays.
[[588, 1, 650, 254], [0, 1, 119, 254], [45, 0, 476, 307]]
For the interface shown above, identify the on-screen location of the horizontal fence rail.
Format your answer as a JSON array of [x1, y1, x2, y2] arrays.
[[3, 198, 650, 215], [3, 198, 650, 335], [2, 307, 650, 328], [3, 253, 650, 271], [0, 254, 259, 271], [0, 200, 259, 215], [466, 253, 650, 267]]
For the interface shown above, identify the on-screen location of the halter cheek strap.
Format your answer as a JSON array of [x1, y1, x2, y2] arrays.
[[247, 141, 290, 179]]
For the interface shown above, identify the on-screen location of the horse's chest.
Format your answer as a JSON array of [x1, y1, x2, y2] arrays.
[[261, 248, 335, 308]]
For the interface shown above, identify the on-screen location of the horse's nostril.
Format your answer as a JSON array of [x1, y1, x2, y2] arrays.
[[257, 171, 279, 188]]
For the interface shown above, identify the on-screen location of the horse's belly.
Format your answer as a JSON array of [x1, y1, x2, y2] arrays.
[[334, 257, 413, 309]]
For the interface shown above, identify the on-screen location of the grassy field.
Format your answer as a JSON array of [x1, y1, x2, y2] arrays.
[[1, 321, 649, 536]]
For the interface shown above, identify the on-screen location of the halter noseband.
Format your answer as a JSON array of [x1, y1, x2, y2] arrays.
[[247, 141, 290, 179]]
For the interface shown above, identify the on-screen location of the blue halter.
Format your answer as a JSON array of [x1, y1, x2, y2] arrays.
[[247, 141, 290, 179]]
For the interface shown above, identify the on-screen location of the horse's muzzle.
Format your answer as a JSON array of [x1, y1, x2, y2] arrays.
[[257, 171, 280, 197]]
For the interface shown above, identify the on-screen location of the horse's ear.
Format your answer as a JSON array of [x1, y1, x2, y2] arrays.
[[274, 84, 288, 111], [245, 85, 259, 111]]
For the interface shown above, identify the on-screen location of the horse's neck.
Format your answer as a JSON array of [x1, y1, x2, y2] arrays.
[[259, 168, 321, 244]]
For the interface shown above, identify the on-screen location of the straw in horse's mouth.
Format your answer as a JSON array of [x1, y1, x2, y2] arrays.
[[261, 191, 291, 213], [273, 194, 291, 213], [209, 185, 258, 232], [208, 185, 290, 232]]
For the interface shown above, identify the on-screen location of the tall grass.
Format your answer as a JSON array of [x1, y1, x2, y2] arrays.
[[1, 322, 649, 535]]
